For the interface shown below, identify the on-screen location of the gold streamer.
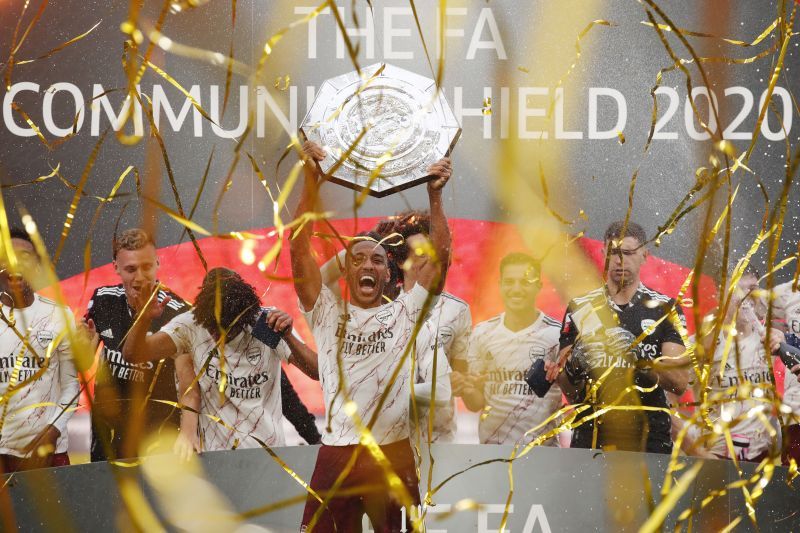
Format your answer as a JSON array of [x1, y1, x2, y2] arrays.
[[15, 20, 103, 66], [4, 0, 49, 90], [53, 128, 110, 264], [640, 19, 777, 47]]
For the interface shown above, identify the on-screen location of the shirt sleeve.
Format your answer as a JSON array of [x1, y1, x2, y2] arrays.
[[659, 301, 687, 347], [416, 324, 451, 384], [466, 324, 487, 375], [84, 288, 99, 322], [398, 283, 431, 323], [50, 308, 80, 436], [160, 311, 196, 355], [302, 284, 339, 331], [559, 303, 578, 350], [159, 291, 189, 324], [449, 304, 472, 364], [772, 282, 790, 322]]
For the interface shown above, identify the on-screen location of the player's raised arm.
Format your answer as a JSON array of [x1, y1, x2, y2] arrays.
[[417, 157, 452, 294], [121, 282, 179, 363], [290, 141, 326, 310], [546, 304, 583, 399]]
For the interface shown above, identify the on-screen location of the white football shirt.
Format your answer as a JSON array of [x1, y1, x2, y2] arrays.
[[410, 320, 453, 443], [467, 312, 562, 445], [161, 311, 289, 450], [0, 294, 79, 456], [302, 283, 431, 445], [702, 329, 778, 460], [411, 291, 471, 442], [773, 281, 800, 413]]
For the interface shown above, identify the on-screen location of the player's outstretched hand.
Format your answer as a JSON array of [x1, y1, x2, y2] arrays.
[[544, 360, 561, 383], [302, 141, 326, 162], [131, 281, 170, 321], [450, 371, 469, 396], [763, 327, 786, 355], [78, 317, 99, 352], [691, 446, 718, 460], [22, 424, 60, 468], [267, 308, 293, 334], [464, 373, 484, 391], [427, 157, 452, 191], [174, 430, 202, 462]]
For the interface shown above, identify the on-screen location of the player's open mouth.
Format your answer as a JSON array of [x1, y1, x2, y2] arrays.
[[359, 274, 377, 289]]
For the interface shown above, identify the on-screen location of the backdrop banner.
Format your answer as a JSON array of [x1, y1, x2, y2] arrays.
[[1, 0, 797, 280]]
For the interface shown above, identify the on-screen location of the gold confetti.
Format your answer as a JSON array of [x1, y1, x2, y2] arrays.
[[273, 74, 291, 91], [482, 96, 492, 115]]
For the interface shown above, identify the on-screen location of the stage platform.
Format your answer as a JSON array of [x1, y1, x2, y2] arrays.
[[3, 445, 798, 531]]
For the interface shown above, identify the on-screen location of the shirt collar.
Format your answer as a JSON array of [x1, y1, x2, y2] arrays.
[[604, 282, 645, 312]]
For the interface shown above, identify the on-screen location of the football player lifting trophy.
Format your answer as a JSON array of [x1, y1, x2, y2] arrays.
[[300, 63, 461, 197]]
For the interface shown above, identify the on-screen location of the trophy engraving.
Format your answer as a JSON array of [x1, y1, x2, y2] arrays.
[[300, 63, 461, 197]]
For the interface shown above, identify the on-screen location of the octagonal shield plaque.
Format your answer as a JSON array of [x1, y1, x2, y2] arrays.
[[300, 63, 461, 198]]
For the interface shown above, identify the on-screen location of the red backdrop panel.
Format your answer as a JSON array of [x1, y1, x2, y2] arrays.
[[48, 219, 748, 414]]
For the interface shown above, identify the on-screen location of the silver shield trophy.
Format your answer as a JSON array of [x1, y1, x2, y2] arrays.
[[300, 63, 461, 198]]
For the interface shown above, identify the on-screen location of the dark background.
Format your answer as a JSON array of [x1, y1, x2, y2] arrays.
[[1, 0, 798, 283]]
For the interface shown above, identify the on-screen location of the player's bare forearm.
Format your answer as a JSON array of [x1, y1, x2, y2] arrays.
[[653, 343, 690, 395], [415, 158, 452, 293], [319, 249, 346, 298], [547, 346, 581, 399], [461, 386, 485, 412], [173, 353, 201, 459], [555, 370, 581, 399], [175, 354, 200, 411], [459, 373, 486, 412], [122, 322, 177, 363], [286, 334, 319, 380], [122, 283, 179, 363], [290, 165, 323, 310], [178, 397, 200, 445], [179, 412, 199, 443], [655, 367, 690, 395], [429, 189, 451, 279]]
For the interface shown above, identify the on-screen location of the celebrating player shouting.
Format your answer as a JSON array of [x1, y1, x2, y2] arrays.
[[291, 140, 452, 532]]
